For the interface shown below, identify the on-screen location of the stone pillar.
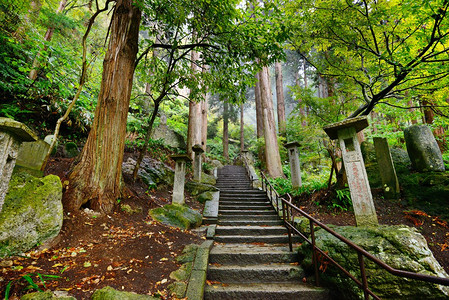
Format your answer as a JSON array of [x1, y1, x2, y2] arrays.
[[0, 118, 37, 213], [192, 144, 204, 182], [373, 137, 400, 199], [285, 141, 302, 188], [171, 154, 192, 205], [324, 117, 378, 226]]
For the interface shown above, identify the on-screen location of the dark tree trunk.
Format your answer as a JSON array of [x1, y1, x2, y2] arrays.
[[66, 0, 141, 213], [223, 101, 229, 160], [275, 62, 286, 136]]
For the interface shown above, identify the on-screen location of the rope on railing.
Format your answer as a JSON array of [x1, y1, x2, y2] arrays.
[[258, 170, 449, 300]]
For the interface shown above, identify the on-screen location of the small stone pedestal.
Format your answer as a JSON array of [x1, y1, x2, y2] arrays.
[[373, 137, 400, 199], [0, 118, 37, 213], [192, 144, 204, 182], [285, 141, 302, 188], [324, 117, 378, 226], [171, 154, 192, 205]]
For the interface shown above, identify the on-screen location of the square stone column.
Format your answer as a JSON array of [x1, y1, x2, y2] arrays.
[[0, 118, 37, 213], [324, 116, 378, 226], [285, 141, 302, 188], [373, 137, 400, 200], [171, 154, 192, 205], [192, 144, 204, 182]]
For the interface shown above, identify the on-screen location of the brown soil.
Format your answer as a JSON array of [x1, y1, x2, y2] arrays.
[[0, 155, 203, 300], [294, 187, 449, 274]]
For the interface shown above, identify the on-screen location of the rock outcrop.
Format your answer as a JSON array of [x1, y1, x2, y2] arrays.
[[0, 171, 63, 257], [298, 225, 449, 299], [149, 204, 202, 230]]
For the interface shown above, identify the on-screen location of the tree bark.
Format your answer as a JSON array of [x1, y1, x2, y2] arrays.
[[66, 0, 141, 213], [187, 50, 202, 159], [29, 0, 67, 80], [259, 66, 283, 178], [223, 101, 229, 160], [275, 62, 286, 136], [240, 104, 244, 152], [255, 72, 264, 139], [201, 97, 208, 153]]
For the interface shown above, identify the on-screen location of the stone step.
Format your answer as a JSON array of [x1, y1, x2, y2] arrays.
[[214, 234, 294, 244], [219, 204, 272, 210], [215, 225, 288, 236], [219, 189, 266, 194], [209, 244, 298, 265], [207, 263, 304, 283], [219, 196, 268, 200], [218, 209, 277, 216], [204, 283, 330, 300], [218, 215, 280, 221], [217, 219, 283, 226]]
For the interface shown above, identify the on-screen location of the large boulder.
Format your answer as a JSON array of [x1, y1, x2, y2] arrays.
[[152, 123, 186, 149], [298, 225, 449, 299], [404, 125, 445, 172], [149, 204, 202, 229], [92, 286, 158, 300], [21, 291, 75, 300], [0, 171, 63, 257], [122, 157, 174, 188]]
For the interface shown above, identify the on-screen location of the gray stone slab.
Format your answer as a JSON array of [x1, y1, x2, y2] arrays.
[[203, 191, 219, 219], [373, 137, 400, 199]]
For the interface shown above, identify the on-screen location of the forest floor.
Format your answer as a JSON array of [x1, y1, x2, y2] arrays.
[[1, 158, 448, 300]]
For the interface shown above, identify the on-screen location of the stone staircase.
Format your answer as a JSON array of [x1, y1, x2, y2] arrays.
[[204, 165, 329, 299]]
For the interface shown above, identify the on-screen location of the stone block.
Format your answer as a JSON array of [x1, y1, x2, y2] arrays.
[[404, 125, 445, 172], [16, 139, 50, 170]]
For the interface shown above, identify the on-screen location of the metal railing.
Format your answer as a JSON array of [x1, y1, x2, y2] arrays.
[[259, 171, 449, 300]]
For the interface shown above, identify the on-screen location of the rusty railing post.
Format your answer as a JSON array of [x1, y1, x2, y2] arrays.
[[358, 253, 370, 300]]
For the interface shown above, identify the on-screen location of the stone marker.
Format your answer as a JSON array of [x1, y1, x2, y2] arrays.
[[192, 144, 204, 182], [285, 141, 302, 188], [324, 116, 378, 226], [373, 137, 400, 199], [16, 139, 50, 170], [0, 118, 37, 213], [404, 125, 445, 172], [171, 154, 192, 205]]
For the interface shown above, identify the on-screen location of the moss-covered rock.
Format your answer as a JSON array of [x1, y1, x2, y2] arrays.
[[92, 286, 157, 300], [21, 291, 75, 300], [186, 181, 218, 196], [197, 191, 215, 203], [168, 281, 187, 298], [122, 157, 174, 188], [63, 142, 79, 158], [121, 204, 143, 214], [149, 204, 202, 230], [200, 172, 216, 185], [170, 262, 193, 281], [176, 244, 199, 263], [298, 225, 449, 299], [0, 171, 63, 257]]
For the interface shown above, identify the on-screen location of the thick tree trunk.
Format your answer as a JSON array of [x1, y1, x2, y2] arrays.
[[240, 104, 244, 152], [223, 101, 229, 160], [201, 97, 208, 152], [66, 0, 141, 213], [275, 62, 286, 136], [259, 66, 283, 178], [29, 0, 67, 80], [187, 50, 202, 159], [255, 73, 264, 139]]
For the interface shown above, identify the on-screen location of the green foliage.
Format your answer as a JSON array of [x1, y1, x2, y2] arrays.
[[333, 188, 352, 211], [5, 273, 61, 300]]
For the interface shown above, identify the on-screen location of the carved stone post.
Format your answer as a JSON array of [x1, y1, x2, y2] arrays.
[[192, 144, 204, 182], [0, 118, 37, 213], [373, 137, 400, 199], [285, 141, 302, 188], [171, 154, 192, 205], [324, 117, 378, 226]]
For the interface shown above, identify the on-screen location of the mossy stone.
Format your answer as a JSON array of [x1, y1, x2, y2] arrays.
[[197, 191, 215, 203], [200, 172, 216, 185], [63, 142, 79, 158], [176, 244, 199, 263], [0, 172, 63, 257], [21, 291, 75, 300], [170, 261, 192, 281], [92, 286, 157, 300], [298, 225, 449, 299], [121, 204, 143, 214], [149, 204, 202, 230], [186, 181, 218, 196], [168, 281, 187, 298]]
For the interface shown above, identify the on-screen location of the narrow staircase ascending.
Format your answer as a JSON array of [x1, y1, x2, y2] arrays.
[[204, 165, 329, 300]]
